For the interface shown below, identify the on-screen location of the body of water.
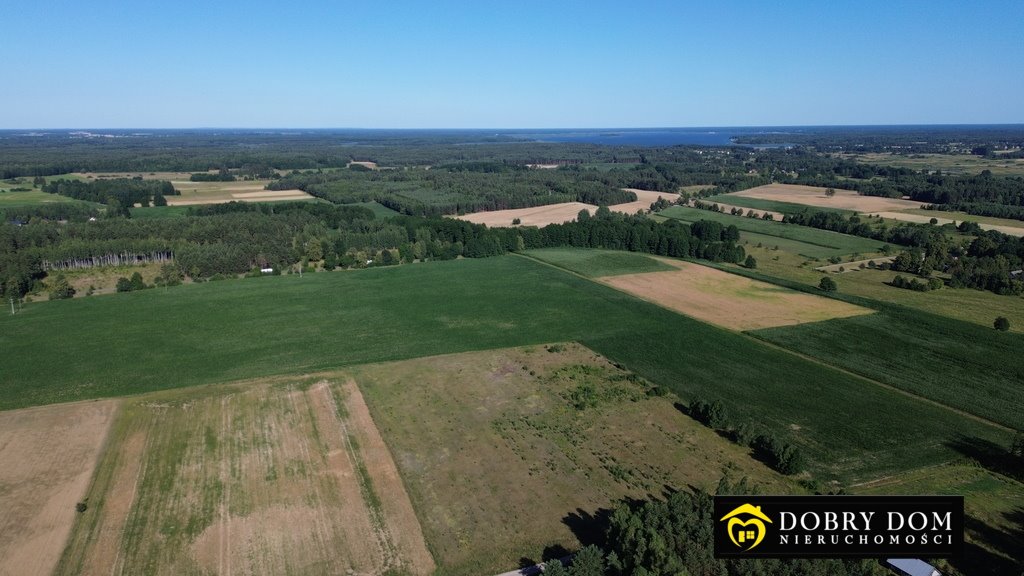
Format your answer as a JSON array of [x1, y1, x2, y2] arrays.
[[501, 128, 788, 147]]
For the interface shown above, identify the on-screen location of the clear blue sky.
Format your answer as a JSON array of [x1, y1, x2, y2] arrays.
[[3, 0, 1022, 128]]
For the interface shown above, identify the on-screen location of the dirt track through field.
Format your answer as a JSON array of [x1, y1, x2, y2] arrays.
[[0, 400, 117, 576], [600, 259, 873, 330]]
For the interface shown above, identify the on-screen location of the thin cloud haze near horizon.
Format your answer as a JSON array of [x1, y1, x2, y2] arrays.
[[2, 0, 1022, 129]]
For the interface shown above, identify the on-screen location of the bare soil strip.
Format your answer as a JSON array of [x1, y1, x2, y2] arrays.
[[600, 259, 872, 331], [732, 184, 923, 212], [0, 400, 117, 576], [337, 379, 435, 575]]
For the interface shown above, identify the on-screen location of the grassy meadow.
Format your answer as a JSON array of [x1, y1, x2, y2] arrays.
[[0, 255, 1011, 484], [657, 205, 884, 257], [353, 344, 796, 575], [704, 193, 856, 216]]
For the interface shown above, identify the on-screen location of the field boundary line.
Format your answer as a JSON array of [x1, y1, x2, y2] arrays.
[[514, 252, 1014, 434]]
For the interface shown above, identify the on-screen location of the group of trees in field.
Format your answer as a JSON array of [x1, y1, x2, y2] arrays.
[[782, 209, 1024, 296], [42, 177, 177, 212], [688, 399, 805, 475], [554, 478, 886, 576]]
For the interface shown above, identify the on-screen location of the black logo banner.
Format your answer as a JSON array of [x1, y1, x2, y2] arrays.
[[713, 495, 963, 559]]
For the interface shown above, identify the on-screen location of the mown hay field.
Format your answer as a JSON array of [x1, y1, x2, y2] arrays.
[[57, 376, 433, 576]]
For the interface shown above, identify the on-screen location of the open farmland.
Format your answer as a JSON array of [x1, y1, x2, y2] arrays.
[[523, 248, 675, 277], [841, 152, 1024, 177], [598, 259, 873, 331], [751, 307, 1024, 430], [868, 210, 1024, 236], [57, 376, 433, 576], [726, 244, 1024, 333], [72, 172, 313, 206], [0, 400, 117, 576], [703, 193, 855, 216], [854, 463, 1024, 574], [657, 204, 885, 258], [689, 198, 783, 221], [730, 184, 924, 212], [352, 344, 795, 575], [456, 189, 677, 227], [0, 256, 1012, 485], [0, 187, 94, 209], [456, 201, 595, 227]]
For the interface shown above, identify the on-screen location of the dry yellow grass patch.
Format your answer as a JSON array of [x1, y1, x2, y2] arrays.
[[600, 259, 873, 330], [733, 183, 923, 212], [613, 188, 680, 214], [0, 400, 118, 576], [456, 202, 595, 227]]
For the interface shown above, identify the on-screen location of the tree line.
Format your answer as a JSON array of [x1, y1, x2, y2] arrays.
[[784, 209, 1024, 295], [0, 200, 749, 301]]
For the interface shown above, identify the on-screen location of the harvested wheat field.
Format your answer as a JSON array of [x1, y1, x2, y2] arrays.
[[456, 201, 595, 227], [732, 183, 923, 212], [600, 259, 873, 330], [0, 400, 117, 576], [456, 189, 678, 227], [56, 378, 433, 576], [613, 188, 680, 214]]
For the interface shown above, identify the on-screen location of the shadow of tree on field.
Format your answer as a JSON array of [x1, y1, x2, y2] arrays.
[[945, 434, 1023, 481], [562, 506, 614, 549]]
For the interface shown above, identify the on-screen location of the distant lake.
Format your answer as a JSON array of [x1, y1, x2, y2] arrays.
[[501, 128, 781, 147]]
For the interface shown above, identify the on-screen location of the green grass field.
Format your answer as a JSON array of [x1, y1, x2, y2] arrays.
[[736, 231, 845, 259], [728, 245, 1024, 333], [658, 205, 884, 258], [0, 188, 93, 209], [343, 201, 402, 218], [843, 152, 1024, 177], [129, 205, 193, 219], [0, 255, 1010, 484], [856, 464, 1024, 575], [704, 194, 855, 216], [523, 248, 675, 277], [751, 307, 1024, 430]]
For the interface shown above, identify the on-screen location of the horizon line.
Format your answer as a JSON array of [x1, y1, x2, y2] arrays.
[[3, 123, 1024, 132]]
